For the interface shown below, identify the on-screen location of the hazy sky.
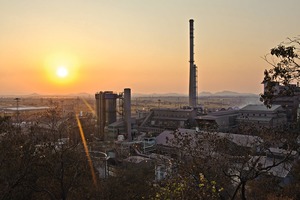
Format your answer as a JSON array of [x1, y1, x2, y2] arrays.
[[1, 0, 300, 95]]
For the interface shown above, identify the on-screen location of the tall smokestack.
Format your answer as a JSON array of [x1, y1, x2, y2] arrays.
[[189, 19, 197, 108], [124, 88, 132, 141]]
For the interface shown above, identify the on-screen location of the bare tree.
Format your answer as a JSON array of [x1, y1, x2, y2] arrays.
[[0, 109, 100, 200]]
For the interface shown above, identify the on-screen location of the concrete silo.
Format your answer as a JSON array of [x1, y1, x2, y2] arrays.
[[95, 91, 118, 139]]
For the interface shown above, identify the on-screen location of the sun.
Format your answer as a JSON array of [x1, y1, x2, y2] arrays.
[[44, 52, 80, 85], [56, 66, 69, 78]]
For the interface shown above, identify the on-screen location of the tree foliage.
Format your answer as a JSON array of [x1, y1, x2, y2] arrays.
[[261, 36, 300, 106], [162, 128, 300, 200], [152, 173, 221, 200], [0, 111, 98, 200]]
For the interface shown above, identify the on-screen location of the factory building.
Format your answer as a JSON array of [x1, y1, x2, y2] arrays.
[[95, 88, 132, 141], [95, 91, 118, 139], [236, 104, 287, 128], [196, 109, 239, 132], [139, 108, 197, 135], [262, 81, 300, 122], [275, 95, 300, 122]]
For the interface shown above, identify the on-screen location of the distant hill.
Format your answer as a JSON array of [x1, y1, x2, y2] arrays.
[[214, 91, 258, 96], [26, 93, 41, 97], [199, 91, 213, 96], [199, 91, 258, 97], [67, 92, 93, 97], [133, 93, 184, 97], [133, 91, 258, 97], [0, 91, 258, 98]]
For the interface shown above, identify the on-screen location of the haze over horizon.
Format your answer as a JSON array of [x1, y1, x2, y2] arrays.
[[1, 0, 300, 95], [0, 90, 260, 97]]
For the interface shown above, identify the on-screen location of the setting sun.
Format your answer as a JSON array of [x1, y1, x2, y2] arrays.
[[56, 66, 68, 78], [42, 51, 81, 88]]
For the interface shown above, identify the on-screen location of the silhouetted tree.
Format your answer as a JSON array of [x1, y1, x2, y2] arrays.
[[0, 109, 100, 200], [99, 164, 154, 200], [163, 128, 299, 200], [261, 36, 300, 107]]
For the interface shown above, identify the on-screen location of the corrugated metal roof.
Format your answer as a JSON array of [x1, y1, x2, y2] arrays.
[[236, 116, 273, 122], [156, 129, 263, 148], [240, 104, 282, 112], [152, 116, 188, 121], [197, 115, 219, 120]]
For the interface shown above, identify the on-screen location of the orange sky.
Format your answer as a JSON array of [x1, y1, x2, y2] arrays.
[[1, 0, 300, 95]]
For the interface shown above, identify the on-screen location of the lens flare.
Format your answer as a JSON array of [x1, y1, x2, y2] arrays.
[[81, 98, 96, 117], [76, 115, 97, 186]]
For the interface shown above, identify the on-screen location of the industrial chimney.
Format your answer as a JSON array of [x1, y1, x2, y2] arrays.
[[189, 19, 197, 108], [124, 88, 132, 141]]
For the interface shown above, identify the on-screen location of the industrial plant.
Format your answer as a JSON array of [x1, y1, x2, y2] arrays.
[[1, 19, 300, 199], [95, 88, 131, 141], [89, 19, 299, 188], [94, 19, 202, 141]]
